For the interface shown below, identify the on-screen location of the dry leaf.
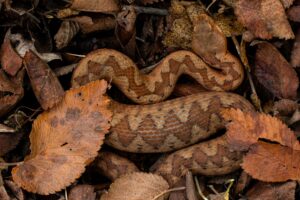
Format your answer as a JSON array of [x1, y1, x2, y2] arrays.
[[54, 20, 80, 49], [288, 5, 300, 22], [0, 35, 23, 76], [8, 32, 61, 62], [235, 0, 294, 39], [69, 16, 116, 34], [255, 42, 299, 99], [242, 142, 300, 182], [100, 172, 169, 200], [273, 99, 298, 116], [0, 131, 23, 156], [69, 185, 96, 200], [222, 108, 300, 151], [3, 180, 24, 200], [24, 50, 65, 110], [12, 80, 112, 194], [0, 69, 24, 117], [291, 29, 300, 67], [96, 151, 139, 181], [71, 0, 120, 13], [280, 0, 295, 8], [246, 181, 296, 200]]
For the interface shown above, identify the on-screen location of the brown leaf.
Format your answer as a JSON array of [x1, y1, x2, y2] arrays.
[[291, 29, 300, 67], [280, 0, 295, 8], [273, 99, 298, 116], [246, 181, 296, 200], [222, 108, 300, 151], [0, 69, 24, 117], [288, 5, 300, 22], [235, 0, 294, 39], [69, 16, 116, 34], [0, 35, 23, 76], [100, 172, 169, 200], [69, 185, 96, 200], [4, 180, 24, 200], [242, 142, 300, 182], [0, 131, 23, 156], [96, 151, 139, 181], [255, 42, 299, 99], [24, 50, 65, 110], [71, 0, 120, 12], [12, 80, 112, 195], [54, 20, 80, 49]]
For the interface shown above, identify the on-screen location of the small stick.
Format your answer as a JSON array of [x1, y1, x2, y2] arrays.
[[186, 171, 198, 200], [151, 186, 186, 200], [194, 177, 208, 200]]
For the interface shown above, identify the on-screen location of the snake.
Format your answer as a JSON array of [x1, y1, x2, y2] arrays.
[[71, 48, 253, 153]]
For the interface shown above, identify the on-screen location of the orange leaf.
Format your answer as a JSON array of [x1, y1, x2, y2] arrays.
[[71, 0, 120, 13], [12, 80, 112, 195], [222, 109, 300, 151], [242, 142, 300, 182]]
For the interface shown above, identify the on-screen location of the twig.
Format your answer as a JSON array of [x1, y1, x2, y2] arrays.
[[194, 177, 208, 200], [151, 186, 186, 200], [186, 171, 198, 200], [54, 63, 77, 77], [123, 5, 168, 16], [0, 161, 23, 167], [231, 36, 262, 112]]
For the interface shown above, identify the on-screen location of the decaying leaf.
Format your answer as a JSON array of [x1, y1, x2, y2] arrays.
[[69, 185, 96, 200], [24, 50, 65, 110], [0, 35, 23, 76], [69, 16, 116, 34], [100, 172, 169, 200], [0, 69, 24, 117], [242, 142, 300, 182], [235, 0, 294, 39], [70, 0, 120, 13], [246, 181, 296, 200], [8, 32, 61, 62], [54, 20, 80, 49], [96, 151, 139, 181], [0, 130, 23, 156], [291, 29, 300, 67], [12, 80, 112, 195], [288, 5, 300, 22], [255, 42, 299, 99], [222, 108, 300, 151]]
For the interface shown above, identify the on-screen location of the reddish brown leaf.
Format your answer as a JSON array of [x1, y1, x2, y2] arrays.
[[235, 0, 294, 39], [24, 50, 65, 110], [242, 142, 300, 182], [222, 109, 300, 151], [246, 181, 296, 200], [12, 80, 112, 194], [273, 99, 298, 116], [0, 69, 24, 117], [255, 42, 299, 99], [69, 185, 96, 200], [288, 5, 300, 22], [71, 0, 120, 12], [291, 29, 300, 67], [0, 36, 23, 76]]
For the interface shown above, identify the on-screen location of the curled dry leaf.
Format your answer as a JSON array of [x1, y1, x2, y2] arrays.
[[0, 35, 23, 76], [24, 50, 65, 110], [100, 172, 169, 200], [96, 151, 139, 181], [12, 80, 112, 195], [71, 0, 120, 13], [54, 20, 80, 49], [235, 0, 294, 39], [222, 108, 300, 151], [69, 16, 116, 34], [242, 142, 300, 182], [245, 181, 296, 200], [255, 42, 299, 100], [69, 185, 96, 200], [291, 29, 300, 68], [0, 69, 24, 117]]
